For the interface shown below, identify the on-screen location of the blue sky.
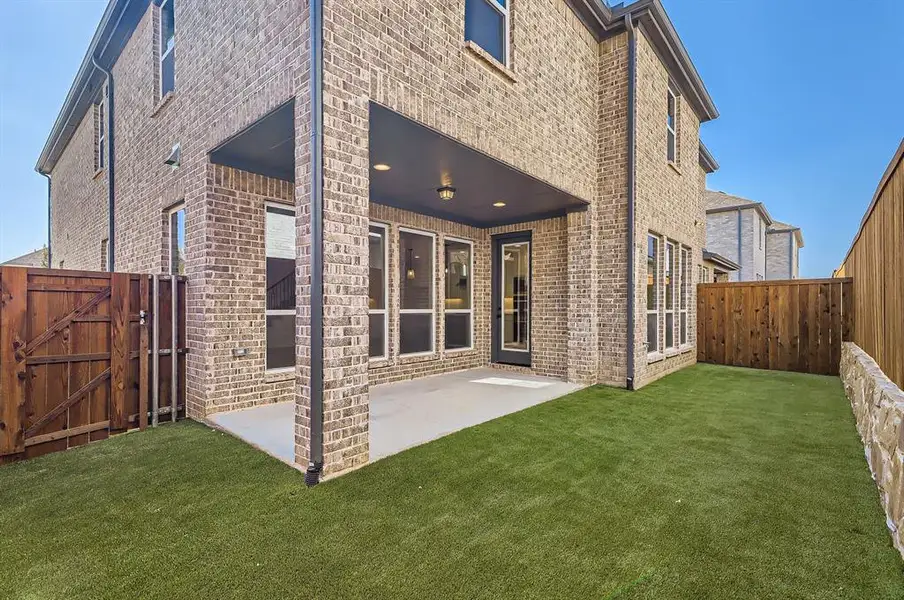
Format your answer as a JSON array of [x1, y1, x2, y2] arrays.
[[1, 0, 902, 276]]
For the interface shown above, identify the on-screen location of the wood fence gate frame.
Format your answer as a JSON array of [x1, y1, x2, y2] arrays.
[[696, 278, 853, 376], [0, 267, 186, 463]]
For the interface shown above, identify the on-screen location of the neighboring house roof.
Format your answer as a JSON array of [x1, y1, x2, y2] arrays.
[[767, 220, 805, 248], [36, 0, 718, 174], [698, 141, 718, 174], [1, 248, 46, 267], [704, 190, 774, 226], [702, 249, 740, 272]]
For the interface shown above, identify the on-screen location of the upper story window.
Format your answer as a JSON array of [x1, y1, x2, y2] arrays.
[[666, 88, 677, 164], [159, 0, 175, 97], [465, 0, 509, 66]]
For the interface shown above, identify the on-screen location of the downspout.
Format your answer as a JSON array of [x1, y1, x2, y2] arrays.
[[788, 233, 793, 279], [736, 208, 742, 281], [91, 53, 115, 272], [305, 0, 325, 487], [40, 172, 52, 267], [625, 13, 637, 391]]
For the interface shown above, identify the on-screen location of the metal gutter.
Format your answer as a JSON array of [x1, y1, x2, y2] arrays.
[[91, 52, 116, 272], [35, 0, 144, 175], [625, 12, 637, 391], [607, 0, 718, 122], [698, 141, 719, 173], [305, 0, 325, 487]]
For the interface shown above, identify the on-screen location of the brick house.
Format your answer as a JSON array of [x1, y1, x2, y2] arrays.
[[704, 190, 803, 282], [766, 220, 804, 280], [35, 0, 719, 478]]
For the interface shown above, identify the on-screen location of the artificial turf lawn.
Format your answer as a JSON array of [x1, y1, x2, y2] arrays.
[[1, 364, 902, 599]]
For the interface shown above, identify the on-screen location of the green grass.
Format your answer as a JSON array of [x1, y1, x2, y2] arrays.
[[1, 364, 902, 599]]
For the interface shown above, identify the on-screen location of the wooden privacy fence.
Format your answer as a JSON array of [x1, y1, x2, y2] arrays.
[[696, 278, 853, 375], [0, 267, 186, 464], [838, 138, 904, 389]]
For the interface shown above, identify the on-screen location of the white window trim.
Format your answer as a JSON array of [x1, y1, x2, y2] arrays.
[[265, 202, 296, 372], [665, 240, 678, 351], [399, 227, 436, 357], [666, 88, 677, 164], [444, 235, 474, 353], [468, 0, 510, 67], [159, 0, 175, 99], [646, 233, 660, 357], [679, 246, 690, 348], [369, 222, 389, 361], [166, 203, 185, 276]]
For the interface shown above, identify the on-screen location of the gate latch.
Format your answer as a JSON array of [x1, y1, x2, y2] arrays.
[[139, 310, 147, 325]]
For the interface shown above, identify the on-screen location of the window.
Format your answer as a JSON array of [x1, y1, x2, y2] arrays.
[[680, 246, 690, 346], [399, 229, 435, 355], [699, 265, 710, 284], [465, 0, 509, 66], [265, 205, 295, 371], [96, 96, 105, 171], [368, 223, 388, 360], [646, 234, 659, 353], [664, 241, 677, 350], [167, 205, 185, 275], [444, 238, 473, 351], [159, 0, 175, 97], [667, 88, 677, 163]]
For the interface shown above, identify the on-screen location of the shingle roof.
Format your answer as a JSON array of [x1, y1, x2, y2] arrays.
[[1, 248, 45, 267], [703, 190, 758, 210]]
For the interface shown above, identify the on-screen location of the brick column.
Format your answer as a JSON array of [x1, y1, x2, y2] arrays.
[[295, 3, 370, 474], [566, 209, 599, 384]]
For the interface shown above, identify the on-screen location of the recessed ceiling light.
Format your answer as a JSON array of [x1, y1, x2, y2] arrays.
[[493, 201, 506, 207], [373, 163, 391, 171]]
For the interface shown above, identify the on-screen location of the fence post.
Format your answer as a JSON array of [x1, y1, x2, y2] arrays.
[[0, 267, 27, 457], [109, 273, 130, 431], [138, 276, 150, 430]]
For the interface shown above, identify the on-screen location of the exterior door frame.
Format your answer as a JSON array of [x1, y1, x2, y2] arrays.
[[491, 230, 532, 367]]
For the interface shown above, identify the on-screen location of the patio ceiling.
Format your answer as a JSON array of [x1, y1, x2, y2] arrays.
[[368, 103, 588, 228], [209, 100, 295, 182]]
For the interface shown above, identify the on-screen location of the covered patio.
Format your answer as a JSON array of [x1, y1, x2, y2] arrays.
[[205, 98, 596, 474], [209, 368, 582, 465]]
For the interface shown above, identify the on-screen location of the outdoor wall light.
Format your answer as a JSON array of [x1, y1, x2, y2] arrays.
[[373, 163, 391, 171], [406, 248, 416, 280], [437, 186, 456, 201]]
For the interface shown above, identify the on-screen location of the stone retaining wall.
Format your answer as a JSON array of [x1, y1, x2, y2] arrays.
[[840, 342, 904, 559]]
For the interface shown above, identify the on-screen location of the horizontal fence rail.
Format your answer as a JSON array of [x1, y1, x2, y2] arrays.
[[0, 267, 186, 464], [696, 278, 853, 375]]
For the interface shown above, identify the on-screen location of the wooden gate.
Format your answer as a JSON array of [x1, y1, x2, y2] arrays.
[[0, 267, 186, 463], [696, 278, 853, 375]]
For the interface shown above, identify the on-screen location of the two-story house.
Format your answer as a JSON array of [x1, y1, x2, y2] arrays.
[[704, 190, 803, 282], [35, 0, 719, 479], [766, 220, 804, 280]]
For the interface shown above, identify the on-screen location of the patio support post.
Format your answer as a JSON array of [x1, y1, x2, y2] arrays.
[[567, 209, 599, 384], [295, 0, 371, 479]]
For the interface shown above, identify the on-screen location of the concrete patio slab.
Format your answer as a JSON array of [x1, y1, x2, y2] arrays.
[[209, 367, 583, 465]]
